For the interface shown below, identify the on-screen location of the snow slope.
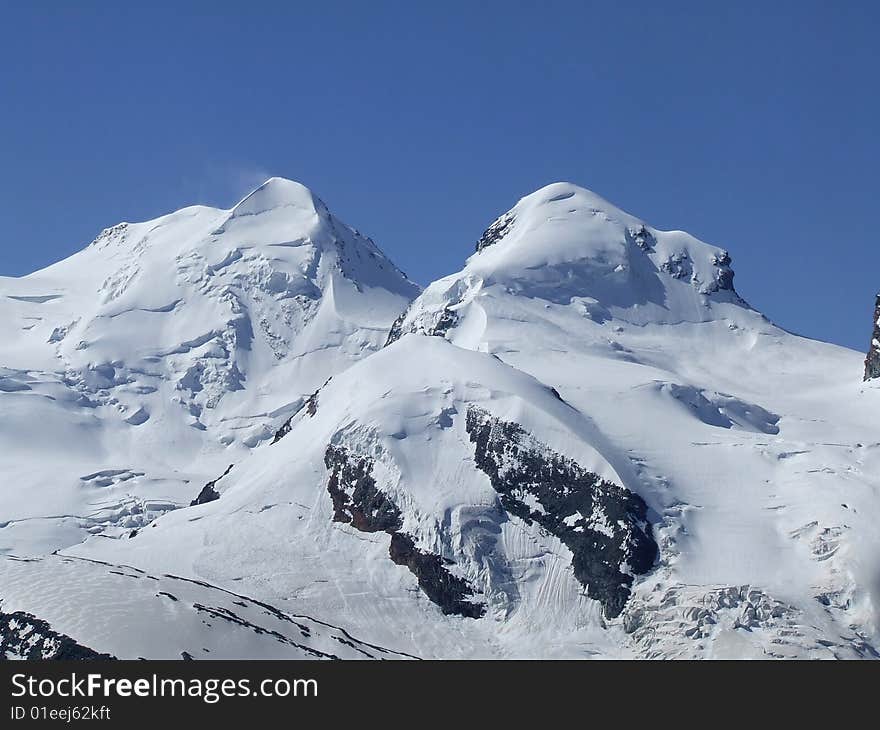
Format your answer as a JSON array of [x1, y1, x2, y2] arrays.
[[0, 177, 418, 555], [60, 335, 657, 658], [382, 184, 880, 656], [0, 555, 413, 660], [2, 181, 879, 659]]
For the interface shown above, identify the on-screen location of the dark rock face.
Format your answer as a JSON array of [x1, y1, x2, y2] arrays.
[[386, 307, 458, 346], [324, 445, 485, 618], [272, 417, 293, 444], [305, 388, 320, 417], [426, 307, 458, 338], [466, 406, 657, 618], [389, 533, 485, 619], [0, 611, 114, 660], [865, 294, 880, 381], [191, 484, 220, 506], [302, 378, 330, 419], [272, 380, 329, 443], [190, 464, 233, 506], [476, 212, 516, 253], [385, 309, 409, 346], [711, 251, 735, 292], [661, 252, 693, 282], [658, 244, 735, 295], [626, 225, 656, 253], [325, 445, 403, 533]]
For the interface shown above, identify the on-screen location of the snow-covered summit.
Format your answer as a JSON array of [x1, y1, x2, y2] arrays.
[[0, 177, 418, 554], [471, 182, 737, 298], [389, 182, 745, 348], [230, 176, 328, 217], [2, 174, 418, 397]]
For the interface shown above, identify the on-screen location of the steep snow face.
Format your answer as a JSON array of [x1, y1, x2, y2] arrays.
[[0, 178, 418, 554]]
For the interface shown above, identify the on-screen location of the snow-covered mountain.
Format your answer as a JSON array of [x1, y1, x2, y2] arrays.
[[2, 180, 879, 659], [0, 177, 417, 555]]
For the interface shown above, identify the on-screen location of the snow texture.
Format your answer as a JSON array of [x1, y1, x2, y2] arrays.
[[2, 179, 879, 660]]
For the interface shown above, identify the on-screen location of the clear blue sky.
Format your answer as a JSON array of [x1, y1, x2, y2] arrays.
[[1, 1, 878, 350]]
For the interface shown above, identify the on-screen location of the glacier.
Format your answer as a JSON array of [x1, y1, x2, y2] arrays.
[[1, 178, 878, 660]]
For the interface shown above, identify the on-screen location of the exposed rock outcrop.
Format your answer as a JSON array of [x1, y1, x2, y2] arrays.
[[271, 416, 294, 444], [385, 309, 409, 346], [0, 611, 114, 660], [865, 294, 880, 381], [190, 464, 233, 506], [386, 306, 457, 346], [388, 533, 485, 619], [626, 225, 656, 253], [466, 406, 657, 618], [272, 379, 330, 443], [325, 446, 403, 533], [324, 445, 485, 618], [475, 211, 516, 253]]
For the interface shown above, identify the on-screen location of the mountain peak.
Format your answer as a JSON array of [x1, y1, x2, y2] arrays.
[[388, 182, 744, 347], [230, 176, 328, 219], [474, 182, 643, 256], [521, 181, 633, 219], [467, 183, 737, 301]]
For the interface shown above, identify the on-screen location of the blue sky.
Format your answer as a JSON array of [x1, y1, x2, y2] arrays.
[[1, 1, 878, 349]]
